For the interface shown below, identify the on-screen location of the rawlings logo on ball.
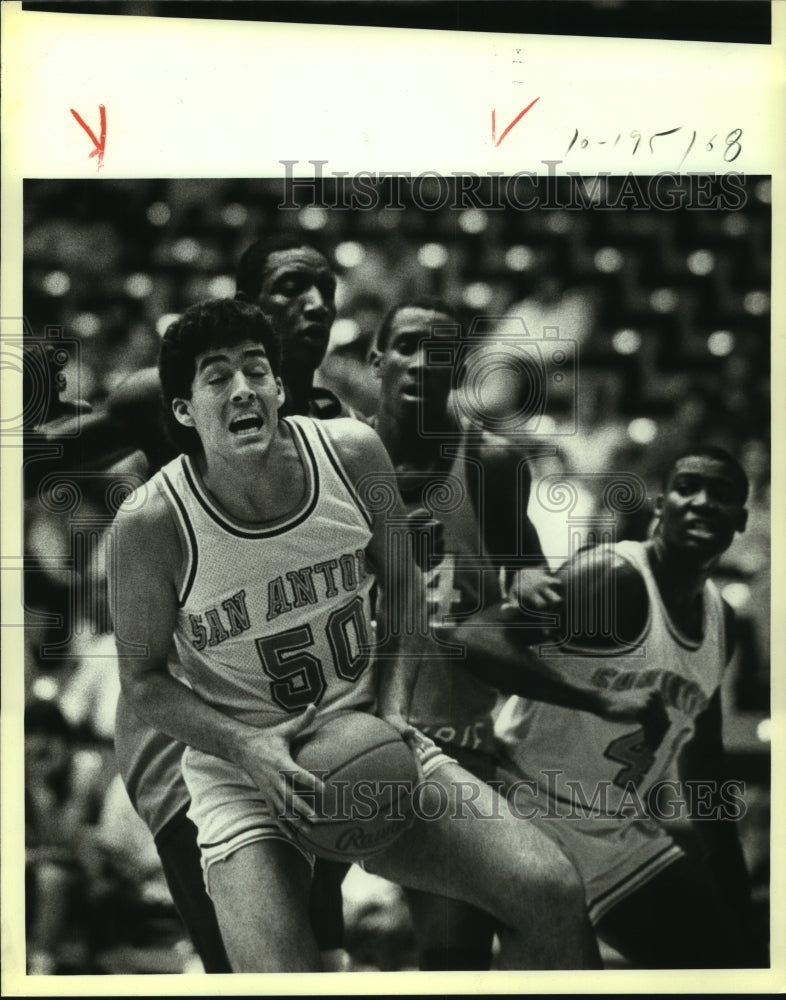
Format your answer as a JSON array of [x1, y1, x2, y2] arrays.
[[335, 822, 406, 853]]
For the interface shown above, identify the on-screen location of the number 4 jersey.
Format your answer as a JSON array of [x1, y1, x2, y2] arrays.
[[153, 415, 376, 732], [494, 539, 726, 922]]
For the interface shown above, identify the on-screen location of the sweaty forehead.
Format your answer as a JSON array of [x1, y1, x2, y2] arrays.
[[390, 307, 457, 336], [262, 247, 331, 279]]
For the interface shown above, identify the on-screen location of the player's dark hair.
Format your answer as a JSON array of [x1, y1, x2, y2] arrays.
[[235, 234, 326, 302], [663, 445, 749, 504], [373, 297, 460, 353], [158, 299, 282, 455]]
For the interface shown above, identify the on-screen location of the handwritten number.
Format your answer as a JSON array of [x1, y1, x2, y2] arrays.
[[648, 126, 681, 154], [680, 129, 697, 167], [724, 128, 743, 162], [563, 125, 739, 166]]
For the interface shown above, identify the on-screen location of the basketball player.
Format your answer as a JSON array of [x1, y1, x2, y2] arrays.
[[367, 299, 661, 970], [25, 234, 357, 490], [25, 236, 354, 972], [489, 446, 765, 967], [110, 297, 600, 972]]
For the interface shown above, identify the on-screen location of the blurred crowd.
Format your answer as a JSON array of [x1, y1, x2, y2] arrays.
[[20, 176, 771, 972]]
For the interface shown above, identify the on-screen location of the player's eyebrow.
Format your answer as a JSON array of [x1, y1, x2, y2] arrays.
[[241, 348, 270, 362], [197, 352, 231, 372], [197, 348, 269, 372]]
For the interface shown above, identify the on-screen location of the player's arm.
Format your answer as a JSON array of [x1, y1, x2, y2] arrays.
[[441, 546, 668, 730], [323, 419, 424, 735], [676, 603, 754, 912], [467, 434, 562, 631], [110, 488, 322, 823]]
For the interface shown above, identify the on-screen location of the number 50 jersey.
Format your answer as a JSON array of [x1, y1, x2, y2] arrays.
[[154, 415, 376, 731]]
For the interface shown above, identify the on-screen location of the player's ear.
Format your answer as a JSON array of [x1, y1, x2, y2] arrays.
[[172, 398, 195, 427], [653, 493, 665, 518], [369, 348, 382, 378], [274, 377, 286, 409]]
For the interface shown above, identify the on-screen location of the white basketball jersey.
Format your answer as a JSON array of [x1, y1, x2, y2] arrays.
[[153, 415, 376, 731], [495, 540, 727, 918], [496, 539, 726, 809]]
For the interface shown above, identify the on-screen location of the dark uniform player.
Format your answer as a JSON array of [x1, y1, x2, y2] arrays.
[[25, 235, 358, 972], [491, 447, 766, 967], [367, 299, 656, 970]]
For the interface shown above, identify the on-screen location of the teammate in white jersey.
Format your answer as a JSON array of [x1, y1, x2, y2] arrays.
[[490, 446, 765, 967], [111, 297, 600, 972]]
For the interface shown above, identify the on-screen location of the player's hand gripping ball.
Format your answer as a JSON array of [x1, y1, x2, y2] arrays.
[[289, 712, 418, 862]]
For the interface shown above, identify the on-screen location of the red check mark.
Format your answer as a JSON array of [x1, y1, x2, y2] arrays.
[[70, 105, 106, 170], [491, 98, 540, 147]]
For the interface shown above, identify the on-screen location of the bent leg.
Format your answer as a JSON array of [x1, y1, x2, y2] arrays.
[[207, 838, 320, 972], [367, 762, 600, 970]]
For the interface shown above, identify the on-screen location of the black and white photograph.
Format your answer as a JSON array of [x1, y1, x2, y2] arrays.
[[16, 171, 772, 977], [1, 2, 781, 994]]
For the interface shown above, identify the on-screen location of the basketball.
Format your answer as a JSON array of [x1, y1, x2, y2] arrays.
[[289, 711, 419, 862]]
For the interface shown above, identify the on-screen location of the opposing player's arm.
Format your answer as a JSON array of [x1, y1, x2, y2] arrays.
[[469, 434, 561, 626], [323, 419, 424, 734], [442, 545, 666, 728], [110, 487, 322, 821], [553, 545, 650, 649], [464, 435, 537, 566]]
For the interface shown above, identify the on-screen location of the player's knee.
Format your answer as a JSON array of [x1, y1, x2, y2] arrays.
[[540, 854, 587, 925], [552, 856, 585, 909], [514, 850, 586, 924]]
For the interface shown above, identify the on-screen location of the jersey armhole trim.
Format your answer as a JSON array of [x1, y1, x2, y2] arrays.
[[160, 465, 198, 607], [309, 418, 374, 531]]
